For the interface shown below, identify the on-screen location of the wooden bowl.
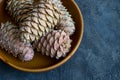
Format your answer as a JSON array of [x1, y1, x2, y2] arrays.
[[0, 0, 84, 72]]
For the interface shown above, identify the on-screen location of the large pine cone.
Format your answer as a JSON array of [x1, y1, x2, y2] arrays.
[[19, 0, 62, 43], [0, 22, 34, 61], [34, 30, 72, 59], [52, 0, 75, 35], [6, 0, 62, 43], [6, 0, 33, 23]]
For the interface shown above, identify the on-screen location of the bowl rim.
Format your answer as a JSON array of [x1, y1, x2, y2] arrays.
[[1, 0, 84, 72]]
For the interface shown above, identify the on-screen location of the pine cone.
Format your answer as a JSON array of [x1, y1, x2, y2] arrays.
[[0, 22, 34, 61], [34, 30, 72, 59], [6, 0, 33, 23], [52, 0, 75, 35], [19, 0, 62, 43]]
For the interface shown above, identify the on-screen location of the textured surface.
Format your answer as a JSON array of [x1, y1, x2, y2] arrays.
[[0, 22, 34, 61], [0, 0, 120, 80], [34, 30, 72, 59], [6, 0, 62, 43]]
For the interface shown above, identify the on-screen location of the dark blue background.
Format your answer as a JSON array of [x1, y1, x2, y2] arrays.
[[0, 0, 120, 80]]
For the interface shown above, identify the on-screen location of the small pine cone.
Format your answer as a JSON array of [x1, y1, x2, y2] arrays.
[[0, 22, 34, 61], [52, 0, 75, 35], [6, 0, 33, 23], [19, 0, 62, 43], [34, 30, 72, 59]]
